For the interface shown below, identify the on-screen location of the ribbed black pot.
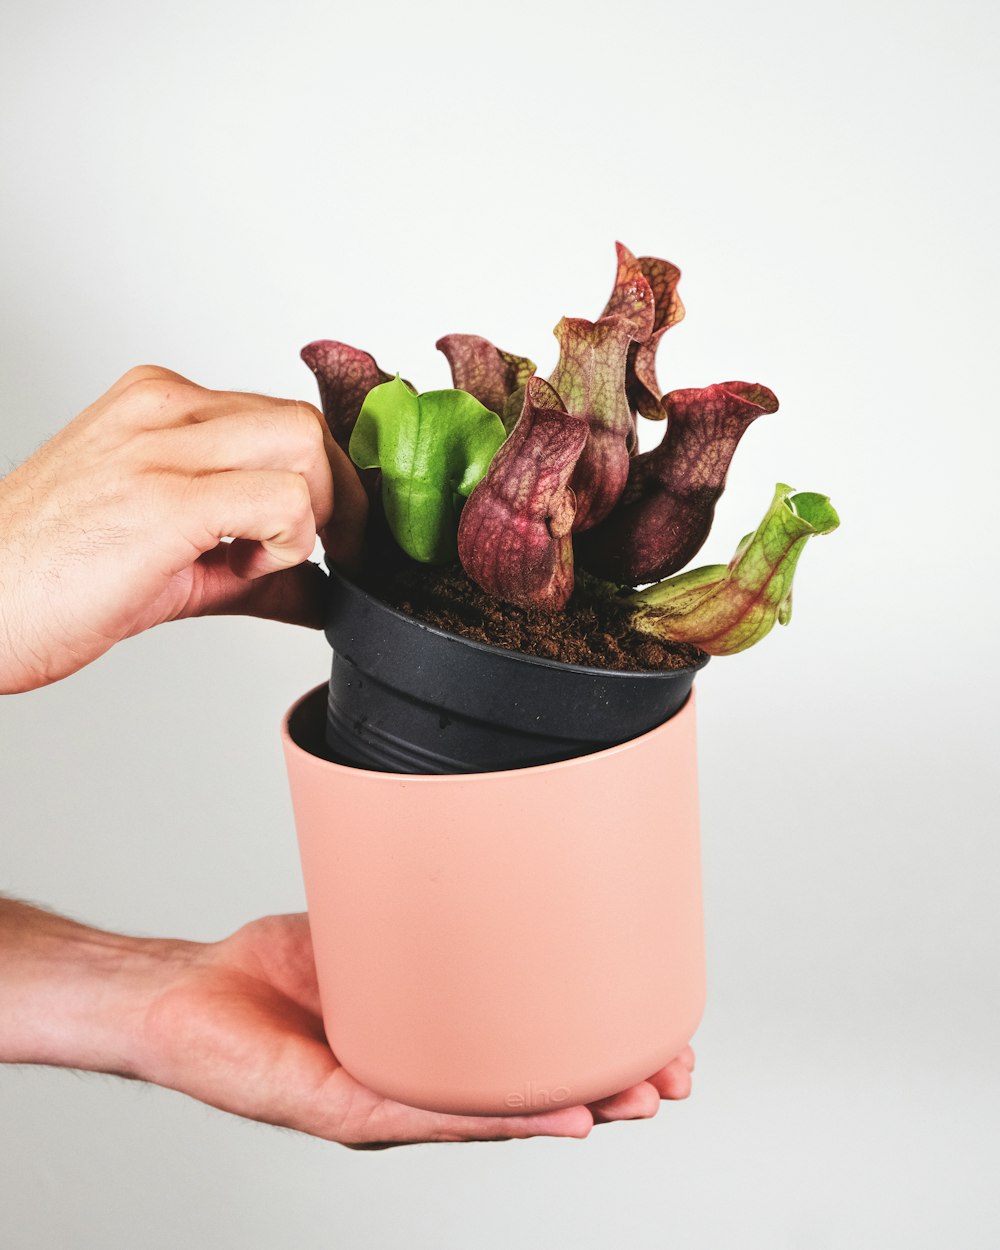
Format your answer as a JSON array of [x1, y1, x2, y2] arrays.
[[323, 564, 708, 774]]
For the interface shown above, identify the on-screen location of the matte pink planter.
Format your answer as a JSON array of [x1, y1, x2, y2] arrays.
[[282, 682, 706, 1116]]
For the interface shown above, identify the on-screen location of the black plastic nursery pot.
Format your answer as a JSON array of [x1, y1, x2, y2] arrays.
[[322, 563, 709, 774]]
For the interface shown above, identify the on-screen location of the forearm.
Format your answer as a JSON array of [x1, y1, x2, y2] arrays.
[[0, 898, 195, 1077]]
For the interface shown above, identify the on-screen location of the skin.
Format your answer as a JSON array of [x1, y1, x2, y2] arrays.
[[0, 364, 368, 693], [0, 366, 694, 1148]]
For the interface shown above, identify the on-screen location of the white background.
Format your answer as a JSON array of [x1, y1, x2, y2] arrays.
[[1, 0, 998, 1246]]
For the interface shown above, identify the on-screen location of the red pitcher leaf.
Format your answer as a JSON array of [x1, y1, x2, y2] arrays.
[[599, 242, 656, 343], [578, 381, 779, 585], [300, 340, 395, 451], [600, 245, 653, 457], [640, 256, 686, 335], [629, 256, 685, 420], [548, 314, 640, 532], [458, 376, 590, 610], [436, 334, 536, 424], [501, 385, 529, 434]]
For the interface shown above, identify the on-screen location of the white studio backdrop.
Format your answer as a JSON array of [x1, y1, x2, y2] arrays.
[[1, 0, 998, 1247]]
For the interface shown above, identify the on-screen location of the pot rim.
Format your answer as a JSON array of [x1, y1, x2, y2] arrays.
[[284, 682, 697, 783], [325, 561, 710, 684]]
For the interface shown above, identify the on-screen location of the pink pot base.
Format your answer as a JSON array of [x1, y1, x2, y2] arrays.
[[282, 683, 706, 1116]]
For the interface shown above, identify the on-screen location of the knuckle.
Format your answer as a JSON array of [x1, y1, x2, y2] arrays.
[[263, 474, 314, 547], [289, 398, 325, 429], [282, 471, 313, 517], [117, 364, 173, 388], [121, 373, 186, 410], [284, 401, 327, 457]]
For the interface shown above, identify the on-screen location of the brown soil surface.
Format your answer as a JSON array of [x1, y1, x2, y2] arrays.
[[357, 555, 706, 673]]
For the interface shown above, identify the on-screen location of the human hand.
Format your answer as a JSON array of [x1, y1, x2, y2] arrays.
[[139, 913, 694, 1148], [0, 901, 692, 1147], [0, 365, 368, 693]]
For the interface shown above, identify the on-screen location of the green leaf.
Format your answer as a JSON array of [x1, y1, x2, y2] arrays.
[[627, 483, 840, 655], [349, 376, 507, 564]]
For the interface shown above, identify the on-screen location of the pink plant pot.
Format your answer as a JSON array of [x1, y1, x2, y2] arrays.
[[282, 683, 706, 1116]]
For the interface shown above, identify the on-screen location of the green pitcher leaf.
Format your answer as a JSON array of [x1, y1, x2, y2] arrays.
[[349, 376, 507, 564], [627, 484, 840, 655]]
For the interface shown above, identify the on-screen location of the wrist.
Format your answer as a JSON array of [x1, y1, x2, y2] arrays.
[[0, 900, 198, 1079], [0, 610, 45, 696]]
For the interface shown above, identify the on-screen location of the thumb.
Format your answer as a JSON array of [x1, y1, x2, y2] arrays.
[[185, 547, 331, 629]]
